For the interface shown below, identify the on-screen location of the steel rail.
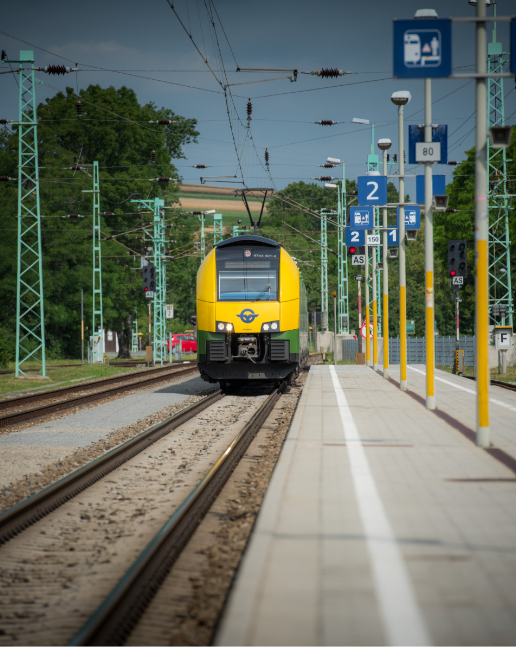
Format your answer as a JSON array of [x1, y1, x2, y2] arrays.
[[69, 382, 287, 646], [0, 389, 223, 545], [463, 374, 516, 393], [0, 362, 197, 412], [0, 365, 199, 428]]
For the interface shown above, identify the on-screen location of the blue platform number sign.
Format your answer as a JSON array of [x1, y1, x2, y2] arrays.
[[387, 228, 399, 246], [396, 205, 421, 230], [349, 207, 374, 230], [357, 176, 387, 206], [345, 227, 365, 246], [393, 19, 452, 79]]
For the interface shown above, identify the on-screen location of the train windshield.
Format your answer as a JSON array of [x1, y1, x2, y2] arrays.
[[216, 246, 280, 301]]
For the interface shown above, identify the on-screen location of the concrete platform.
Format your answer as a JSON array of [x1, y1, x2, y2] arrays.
[[215, 365, 516, 646]]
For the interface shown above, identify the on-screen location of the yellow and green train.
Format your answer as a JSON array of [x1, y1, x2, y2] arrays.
[[196, 235, 309, 388]]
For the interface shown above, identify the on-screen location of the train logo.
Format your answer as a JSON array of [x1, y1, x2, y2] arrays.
[[244, 250, 251, 257], [236, 309, 259, 323]]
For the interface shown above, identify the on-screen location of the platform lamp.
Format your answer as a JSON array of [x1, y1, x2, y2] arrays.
[[378, 138, 392, 378], [391, 90, 411, 391]]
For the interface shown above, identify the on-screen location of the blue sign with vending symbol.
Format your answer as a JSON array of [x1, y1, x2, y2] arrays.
[[396, 205, 421, 230], [393, 19, 452, 78], [349, 206, 374, 230]]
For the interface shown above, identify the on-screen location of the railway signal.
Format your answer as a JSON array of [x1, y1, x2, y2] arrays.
[[143, 265, 156, 295], [448, 240, 467, 280]]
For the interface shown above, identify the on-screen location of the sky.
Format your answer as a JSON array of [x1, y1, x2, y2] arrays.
[[1, 0, 515, 200]]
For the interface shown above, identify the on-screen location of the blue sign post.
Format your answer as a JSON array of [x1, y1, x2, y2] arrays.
[[357, 176, 387, 206], [393, 19, 452, 78], [409, 125, 448, 164], [416, 175, 446, 205], [397, 206, 421, 230], [349, 207, 374, 230], [345, 227, 365, 246]]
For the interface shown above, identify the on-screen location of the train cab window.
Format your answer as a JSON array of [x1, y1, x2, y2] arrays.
[[216, 246, 280, 301]]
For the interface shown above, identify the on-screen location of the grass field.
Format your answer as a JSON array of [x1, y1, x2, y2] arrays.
[[437, 364, 516, 383]]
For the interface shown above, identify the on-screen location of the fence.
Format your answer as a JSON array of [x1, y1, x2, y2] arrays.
[[340, 336, 476, 366], [388, 336, 476, 367]]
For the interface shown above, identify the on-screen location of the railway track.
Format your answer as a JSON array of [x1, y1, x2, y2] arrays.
[[69, 382, 286, 646], [463, 374, 516, 393], [0, 388, 222, 545], [0, 363, 199, 428]]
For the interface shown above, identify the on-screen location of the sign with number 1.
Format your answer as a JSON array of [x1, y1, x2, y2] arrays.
[[357, 176, 387, 206], [387, 228, 399, 246]]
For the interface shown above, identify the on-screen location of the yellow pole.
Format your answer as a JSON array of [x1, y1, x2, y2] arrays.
[[475, 0, 490, 446], [424, 78, 436, 409]]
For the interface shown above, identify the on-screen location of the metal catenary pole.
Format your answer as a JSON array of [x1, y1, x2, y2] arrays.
[[487, 4, 514, 328], [337, 164, 349, 334], [372, 232, 378, 370], [92, 161, 103, 364], [475, 0, 490, 447], [153, 198, 166, 365], [320, 210, 328, 331], [10, 51, 47, 377], [424, 78, 436, 410], [381, 149, 389, 379], [213, 213, 223, 245], [398, 106, 407, 391]]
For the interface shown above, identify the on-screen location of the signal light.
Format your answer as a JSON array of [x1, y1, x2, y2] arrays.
[[190, 315, 197, 328], [450, 270, 456, 277], [349, 246, 356, 255]]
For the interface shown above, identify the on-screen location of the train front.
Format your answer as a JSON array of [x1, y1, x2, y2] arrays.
[[196, 235, 304, 386]]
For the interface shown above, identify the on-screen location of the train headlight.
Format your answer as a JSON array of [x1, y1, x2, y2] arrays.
[[261, 320, 279, 332], [216, 321, 233, 332]]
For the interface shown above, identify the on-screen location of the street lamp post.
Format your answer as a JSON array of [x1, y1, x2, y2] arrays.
[[378, 138, 392, 378], [391, 91, 411, 391]]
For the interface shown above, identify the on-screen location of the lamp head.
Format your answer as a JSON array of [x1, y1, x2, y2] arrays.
[[203, 209, 216, 215], [489, 126, 512, 148], [324, 183, 338, 189], [326, 157, 342, 165], [366, 171, 381, 176], [468, 0, 492, 6], [391, 91, 412, 106], [378, 138, 392, 151], [414, 8, 439, 18], [352, 118, 370, 125]]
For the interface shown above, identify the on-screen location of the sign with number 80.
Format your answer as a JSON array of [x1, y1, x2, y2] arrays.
[[357, 176, 388, 206]]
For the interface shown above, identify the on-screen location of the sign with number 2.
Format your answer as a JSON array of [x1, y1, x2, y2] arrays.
[[357, 176, 387, 206]]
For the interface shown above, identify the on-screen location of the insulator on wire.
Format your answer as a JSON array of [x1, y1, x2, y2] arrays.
[[265, 148, 269, 167], [318, 164, 336, 168], [0, 119, 13, 125], [76, 100, 82, 120], [1, 51, 7, 62], [189, 164, 209, 169], [154, 177, 176, 183], [247, 98, 252, 126], [103, 212, 115, 215], [62, 214, 85, 218], [447, 161, 458, 166], [311, 176, 337, 182], [310, 68, 345, 78], [69, 166, 82, 171], [0, 176, 15, 182], [313, 120, 337, 126], [43, 65, 70, 75], [151, 150, 156, 166], [149, 119, 175, 125]]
